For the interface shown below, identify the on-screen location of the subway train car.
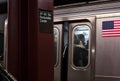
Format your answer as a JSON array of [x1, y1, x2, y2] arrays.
[[0, 1, 17, 81], [0, 1, 16, 81], [0, 2, 7, 67], [54, 0, 120, 81]]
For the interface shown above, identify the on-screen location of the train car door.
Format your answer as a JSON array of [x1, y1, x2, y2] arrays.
[[54, 17, 95, 81], [68, 19, 96, 81], [95, 13, 120, 81], [54, 24, 62, 81]]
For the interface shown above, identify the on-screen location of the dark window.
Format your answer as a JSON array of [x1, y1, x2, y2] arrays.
[[0, 33, 3, 60]]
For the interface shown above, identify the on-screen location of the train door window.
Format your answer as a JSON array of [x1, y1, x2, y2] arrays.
[[54, 27, 59, 66], [0, 1, 7, 62], [72, 25, 90, 68]]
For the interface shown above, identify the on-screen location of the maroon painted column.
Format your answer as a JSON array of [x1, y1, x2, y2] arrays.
[[8, 0, 28, 80], [8, 0, 20, 80], [8, 0, 29, 80], [28, 0, 53, 81], [8, 0, 53, 80]]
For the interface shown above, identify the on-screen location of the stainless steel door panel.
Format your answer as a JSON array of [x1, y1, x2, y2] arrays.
[[54, 24, 62, 81], [68, 18, 96, 81], [96, 14, 120, 81]]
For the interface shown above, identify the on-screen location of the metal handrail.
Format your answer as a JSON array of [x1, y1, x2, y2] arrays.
[[0, 64, 17, 81]]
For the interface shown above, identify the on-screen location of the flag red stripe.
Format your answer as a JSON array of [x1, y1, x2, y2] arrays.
[[102, 32, 120, 34], [114, 20, 120, 23]]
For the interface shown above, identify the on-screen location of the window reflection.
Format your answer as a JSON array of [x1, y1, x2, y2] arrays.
[[54, 28, 59, 66], [73, 26, 90, 67]]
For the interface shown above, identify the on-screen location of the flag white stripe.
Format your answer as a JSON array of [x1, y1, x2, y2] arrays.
[[103, 31, 120, 34], [114, 24, 120, 26]]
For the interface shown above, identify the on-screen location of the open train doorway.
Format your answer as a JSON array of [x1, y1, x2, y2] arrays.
[[0, 0, 7, 67], [0, 0, 8, 80]]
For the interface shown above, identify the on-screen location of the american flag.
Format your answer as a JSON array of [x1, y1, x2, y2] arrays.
[[102, 20, 120, 37]]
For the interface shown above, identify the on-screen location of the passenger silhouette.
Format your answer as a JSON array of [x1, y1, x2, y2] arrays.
[[73, 34, 88, 67], [85, 40, 89, 49]]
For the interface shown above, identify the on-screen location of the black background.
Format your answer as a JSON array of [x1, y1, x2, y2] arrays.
[[54, 0, 97, 6]]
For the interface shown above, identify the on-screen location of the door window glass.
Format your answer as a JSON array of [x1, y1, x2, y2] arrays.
[[73, 25, 90, 67], [54, 28, 59, 66]]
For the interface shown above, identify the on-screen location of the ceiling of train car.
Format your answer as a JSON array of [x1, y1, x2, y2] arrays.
[[0, 0, 114, 13], [0, 0, 6, 3]]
